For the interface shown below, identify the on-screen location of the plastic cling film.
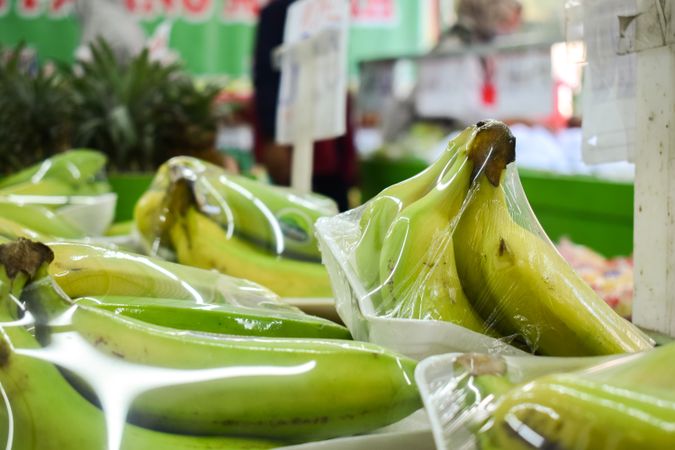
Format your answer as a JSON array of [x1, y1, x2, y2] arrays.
[[0, 238, 422, 449], [0, 150, 115, 237], [416, 347, 675, 450], [316, 120, 653, 359], [133, 156, 335, 298]]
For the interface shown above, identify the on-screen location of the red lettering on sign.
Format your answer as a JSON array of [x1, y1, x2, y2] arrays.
[[159, 0, 179, 14], [223, 0, 260, 17], [183, 0, 211, 15], [0, 0, 7, 15], [50, 0, 74, 14], [125, 0, 138, 12], [19, 0, 40, 16]]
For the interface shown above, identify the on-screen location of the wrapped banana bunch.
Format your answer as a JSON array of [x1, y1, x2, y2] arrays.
[[316, 120, 653, 358], [134, 156, 336, 298], [416, 347, 675, 450], [0, 149, 115, 237], [0, 238, 422, 449]]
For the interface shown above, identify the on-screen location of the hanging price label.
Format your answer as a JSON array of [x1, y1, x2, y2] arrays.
[[275, 0, 349, 145]]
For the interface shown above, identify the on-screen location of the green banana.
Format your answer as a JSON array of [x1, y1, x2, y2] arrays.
[[105, 220, 135, 237], [47, 241, 293, 310], [481, 344, 675, 449], [453, 126, 653, 355], [0, 177, 78, 196], [375, 123, 510, 334], [23, 265, 422, 441], [171, 205, 333, 298], [0, 149, 107, 189], [0, 240, 280, 450], [135, 156, 335, 261], [355, 127, 474, 289], [0, 202, 85, 238], [0, 215, 52, 241], [76, 295, 351, 339]]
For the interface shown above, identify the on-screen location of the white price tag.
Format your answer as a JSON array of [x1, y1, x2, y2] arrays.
[[275, 0, 349, 145], [580, 0, 638, 164]]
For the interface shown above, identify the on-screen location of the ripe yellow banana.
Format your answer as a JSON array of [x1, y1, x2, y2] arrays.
[[47, 241, 289, 309], [0, 240, 280, 450], [375, 123, 506, 334], [453, 142, 653, 355], [354, 126, 474, 289], [22, 261, 421, 441], [170, 204, 333, 298], [482, 343, 675, 449]]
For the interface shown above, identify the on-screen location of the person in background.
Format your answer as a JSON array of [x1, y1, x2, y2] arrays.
[[252, 0, 357, 212]]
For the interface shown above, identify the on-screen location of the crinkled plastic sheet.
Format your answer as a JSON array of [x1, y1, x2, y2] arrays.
[[134, 156, 336, 298], [0, 238, 423, 449], [0, 149, 116, 237], [416, 346, 675, 450], [316, 121, 652, 360]]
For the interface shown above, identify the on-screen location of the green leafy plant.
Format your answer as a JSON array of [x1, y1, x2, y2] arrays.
[[0, 44, 74, 174], [68, 40, 221, 171]]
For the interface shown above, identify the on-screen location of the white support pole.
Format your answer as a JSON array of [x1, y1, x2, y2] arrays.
[[632, 42, 675, 335]]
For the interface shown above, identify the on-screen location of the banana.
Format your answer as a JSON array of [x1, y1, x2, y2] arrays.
[[354, 126, 474, 289], [135, 156, 335, 261], [76, 295, 352, 339], [453, 125, 653, 355], [47, 241, 293, 310], [170, 204, 333, 298], [0, 149, 107, 189], [0, 177, 78, 197], [375, 124, 500, 334], [0, 240, 280, 450], [23, 262, 422, 441], [0, 215, 52, 241], [0, 202, 84, 238], [482, 344, 675, 449]]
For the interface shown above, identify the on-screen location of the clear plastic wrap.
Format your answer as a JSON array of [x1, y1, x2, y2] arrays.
[[134, 156, 337, 298], [0, 238, 424, 449], [316, 120, 653, 359], [416, 345, 675, 450], [0, 149, 116, 237]]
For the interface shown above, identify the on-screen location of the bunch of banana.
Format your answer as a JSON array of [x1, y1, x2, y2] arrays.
[[453, 131, 653, 355], [355, 120, 652, 356], [2, 238, 421, 446], [479, 343, 675, 449], [0, 239, 282, 449], [133, 157, 335, 298], [135, 156, 336, 262], [0, 149, 109, 197]]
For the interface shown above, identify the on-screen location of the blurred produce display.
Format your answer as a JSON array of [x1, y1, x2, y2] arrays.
[[557, 238, 633, 319]]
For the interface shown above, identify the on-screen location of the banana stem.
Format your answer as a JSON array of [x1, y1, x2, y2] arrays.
[[468, 120, 516, 186]]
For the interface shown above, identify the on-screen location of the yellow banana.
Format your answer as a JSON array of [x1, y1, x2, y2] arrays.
[[375, 123, 507, 334], [354, 127, 474, 289], [47, 241, 289, 309], [453, 136, 653, 355], [170, 205, 333, 298], [482, 343, 675, 449]]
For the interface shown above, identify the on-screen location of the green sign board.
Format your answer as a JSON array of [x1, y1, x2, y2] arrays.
[[0, 0, 429, 78]]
